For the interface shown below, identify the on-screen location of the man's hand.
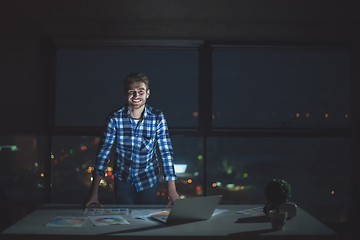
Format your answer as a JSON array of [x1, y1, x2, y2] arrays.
[[83, 175, 103, 208], [166, 190, 180, 207], [166, 180, 180, 207]]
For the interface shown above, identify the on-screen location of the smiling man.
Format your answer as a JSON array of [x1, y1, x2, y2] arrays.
[[84, 72, 180, 207]]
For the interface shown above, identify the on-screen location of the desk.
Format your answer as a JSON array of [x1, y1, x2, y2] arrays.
[[2, 204, 336, 240]]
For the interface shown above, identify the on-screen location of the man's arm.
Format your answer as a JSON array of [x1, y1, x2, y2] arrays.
[[83, 175, 103, 208], [83, 115, 116, 208], [156, 113, 180, 206]]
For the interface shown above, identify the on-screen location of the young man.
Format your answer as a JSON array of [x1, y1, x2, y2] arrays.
[[84, 72, 180, 207]]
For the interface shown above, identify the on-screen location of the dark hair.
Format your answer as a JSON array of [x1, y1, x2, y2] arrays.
[[124, 72, 149, 95]]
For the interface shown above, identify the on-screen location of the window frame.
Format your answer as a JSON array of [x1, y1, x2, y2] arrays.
[[46, 39, 354, 209]]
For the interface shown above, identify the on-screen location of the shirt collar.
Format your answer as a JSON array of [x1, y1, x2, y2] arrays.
[[124, 104, 150, 119]]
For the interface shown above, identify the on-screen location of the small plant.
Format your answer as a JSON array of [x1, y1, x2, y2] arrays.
[[264, 179, 291, 214]]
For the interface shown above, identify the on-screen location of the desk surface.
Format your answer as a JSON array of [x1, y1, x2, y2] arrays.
[[2, 204, 336, 239]]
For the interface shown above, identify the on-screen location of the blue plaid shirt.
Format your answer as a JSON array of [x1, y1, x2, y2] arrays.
[[93, 104, 177, 192]]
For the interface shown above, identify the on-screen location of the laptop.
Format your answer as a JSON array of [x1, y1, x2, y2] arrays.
[[151, 195, 222, 224]]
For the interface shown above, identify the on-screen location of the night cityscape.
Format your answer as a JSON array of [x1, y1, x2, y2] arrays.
[[0, 109, 352, 223]]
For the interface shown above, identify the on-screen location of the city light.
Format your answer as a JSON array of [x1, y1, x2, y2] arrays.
[[325, 113, 329, 118], [41, 173, 44, 177], [198, 155, 203, 160], [226, 184, 235, 189], [100, 179, 106, 186], [331, 191, 335, 195], [187, 179, 192, 183], [212, 183, 216, 187], [296, 113, 300, 117], [174, 164, 187, 173], [87, 167, 94, 173], [0, 145, 19, 151], [243, 173, 248, 178], [306, 113, 310, 117], [192, 112, 198, 117]]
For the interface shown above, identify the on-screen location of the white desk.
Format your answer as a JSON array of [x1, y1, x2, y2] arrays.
[[1, 204, 336, 239]]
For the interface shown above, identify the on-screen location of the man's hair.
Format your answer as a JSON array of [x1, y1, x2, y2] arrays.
[[124, 72, 150, 94]]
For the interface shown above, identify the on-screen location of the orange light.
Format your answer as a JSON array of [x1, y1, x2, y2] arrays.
[[212, 183, 216, 187], [296, 113, 300, 118], [188, 179, 192, 183], [240, 186, 245, 190], [193, 112, 199, 117]]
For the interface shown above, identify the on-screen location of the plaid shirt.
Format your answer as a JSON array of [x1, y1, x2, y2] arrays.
[[93, 104, 177, 192]]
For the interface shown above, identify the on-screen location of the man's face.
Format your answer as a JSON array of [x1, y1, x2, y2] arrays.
[[126, 82, 150, 109]]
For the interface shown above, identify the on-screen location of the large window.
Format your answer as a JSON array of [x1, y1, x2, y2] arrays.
[[206, 137, 352, 222], [47, 41, 353, 227], [213, 48, 351, 128], [55, 48, 198, 128]]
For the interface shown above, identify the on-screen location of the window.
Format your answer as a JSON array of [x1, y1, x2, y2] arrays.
[[213, 48, 351, 128], [0, 136, 45, 206], [206, 137, 352, 222], [55, 48, 198, 128], [49, 41, 353, 226]]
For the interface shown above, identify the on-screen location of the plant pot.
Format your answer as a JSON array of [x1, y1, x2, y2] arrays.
[[269, 210, 287, 230], [279, 202, 297, 219]]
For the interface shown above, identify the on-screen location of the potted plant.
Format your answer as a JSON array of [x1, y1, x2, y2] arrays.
[[263, 179, 292, 230]]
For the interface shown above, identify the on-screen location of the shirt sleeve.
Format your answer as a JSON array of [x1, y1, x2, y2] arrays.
[[93, 115, 116, 177], [156, 113, 177, 181]]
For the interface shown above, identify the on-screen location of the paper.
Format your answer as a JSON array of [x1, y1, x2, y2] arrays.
[[88, 215, 130, 226], [131, 209, 167, 220], [83, 208, 129, 215], [212, 209, 228, 216], [236, 207, 266, 216], [45, 216, 87, 227]]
